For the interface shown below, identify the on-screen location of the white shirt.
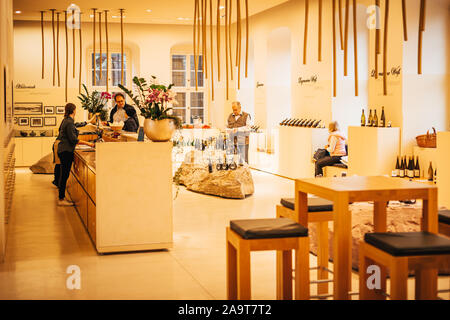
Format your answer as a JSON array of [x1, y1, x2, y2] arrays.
[[113, 108, 127, 123]]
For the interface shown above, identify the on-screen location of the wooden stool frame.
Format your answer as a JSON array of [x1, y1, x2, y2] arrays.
[[359, 240, 450, 300], [226, 227, 310, 300], [276, 204, 333, 298]]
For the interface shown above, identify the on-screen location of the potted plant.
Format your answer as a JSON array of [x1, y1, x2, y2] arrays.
[[118, 76, 181, 142], [77, 84, 111, 122]]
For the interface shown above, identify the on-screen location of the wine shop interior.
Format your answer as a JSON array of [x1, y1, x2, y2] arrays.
[[0, 0, 450, 300]]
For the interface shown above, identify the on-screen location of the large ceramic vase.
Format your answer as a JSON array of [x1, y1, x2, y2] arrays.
[[143, 118, 175, 142]]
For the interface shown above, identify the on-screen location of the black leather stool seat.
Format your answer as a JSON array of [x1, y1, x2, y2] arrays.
[[364, 232, 450, 257], [280, 197, 333, 212], [230, 218, 308, 240], [439, 210, 450, 225]]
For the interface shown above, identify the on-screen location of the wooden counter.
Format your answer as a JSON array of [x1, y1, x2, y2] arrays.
[[67, 141, 173, 253]]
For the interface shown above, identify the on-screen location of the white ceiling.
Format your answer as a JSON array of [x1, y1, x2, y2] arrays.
[[13, 0, 289, 25]]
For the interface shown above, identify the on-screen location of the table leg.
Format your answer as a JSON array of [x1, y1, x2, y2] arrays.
[[295, 190, 308, 226], [333, 193, 351, 300], [373, 201, 388, 298], [416, 189, 439, 299]]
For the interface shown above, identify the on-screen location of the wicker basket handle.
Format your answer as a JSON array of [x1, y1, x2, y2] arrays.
[[432, 127, 436, 135]]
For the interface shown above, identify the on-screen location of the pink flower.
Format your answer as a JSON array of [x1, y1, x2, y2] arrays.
[[101, 92, 111, 99]]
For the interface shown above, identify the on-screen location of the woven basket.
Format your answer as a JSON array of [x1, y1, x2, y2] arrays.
[[416, 127, 436, 148]]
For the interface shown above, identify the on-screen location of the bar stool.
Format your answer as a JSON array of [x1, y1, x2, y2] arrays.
[[439, 210, 450, 237], [226, 218, 310, 300], [276, 197, 333, 298], [359, 232, 450, 300]]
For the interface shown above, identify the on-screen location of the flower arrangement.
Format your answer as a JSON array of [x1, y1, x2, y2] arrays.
[[118, 76, 182, 128], [77, 84, 111, 121]]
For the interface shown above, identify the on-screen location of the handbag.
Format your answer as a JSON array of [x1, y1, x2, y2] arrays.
[[313, 148, 329, 161]]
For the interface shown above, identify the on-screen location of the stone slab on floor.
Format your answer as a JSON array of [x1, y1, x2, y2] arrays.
[[176, 156, 254, 199]]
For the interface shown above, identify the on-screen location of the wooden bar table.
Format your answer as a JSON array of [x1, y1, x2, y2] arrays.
[[295, 176, 438, 300]]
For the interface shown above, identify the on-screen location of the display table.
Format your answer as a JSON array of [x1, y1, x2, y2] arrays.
[[348, 127, 400, 176], [294, 176, 439, 300], [67, 142, 173, 253], [437, 132, 450, 209], [277, 126, 328, 179]]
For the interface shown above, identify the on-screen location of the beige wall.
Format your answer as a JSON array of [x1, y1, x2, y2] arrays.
[[242, 0, 449, 151]]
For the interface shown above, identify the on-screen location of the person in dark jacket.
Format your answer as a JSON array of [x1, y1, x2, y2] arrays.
[[52, 114, 97, 187], [57, 103, 95, 206], [109, 93, 139, 132], [122, 107, 139, 132]]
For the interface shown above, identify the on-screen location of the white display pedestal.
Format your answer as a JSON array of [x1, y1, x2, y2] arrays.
[[437, 132, 450, 209], [277, 126, 328, 179], [348, 127, 400, 176], [15, 137, 55, 166], [413, 146, 437, 179]]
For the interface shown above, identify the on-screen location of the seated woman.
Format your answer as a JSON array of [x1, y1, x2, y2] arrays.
[[315, 121, 347, 177], [122, 107, 139, 132]]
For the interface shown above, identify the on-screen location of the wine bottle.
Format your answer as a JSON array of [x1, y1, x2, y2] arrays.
[[291, 119, 298, 126], [208, 158, 213, 173], [373, 109, 379, 127], [399, 156, 405, 178], [368, 110, 373, 127], [361, 109, 366, 127], [434, 168, 437, 184], [313, 120, 321, 128], [307, 120, 315, 127], [392, 156, 400, 177], [414, 156, 420, 178], [294, 119, 302, 126], [408, 157, 414, 179], [305, 119, 313, 127], [427, 162, 434, 181], [380, 106, 386, 127]]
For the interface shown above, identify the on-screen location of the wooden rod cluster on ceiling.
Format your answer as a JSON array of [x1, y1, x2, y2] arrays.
[[38, 8, 122, 98], [193, 0, 250, 101]]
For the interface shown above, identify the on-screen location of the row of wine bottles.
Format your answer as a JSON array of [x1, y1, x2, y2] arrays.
[[250, 125, 260, 132], [392, 156, 420, 178], [361, 107, 387, 127], [392, 156, 437, 183], [279, 119, 323, 128]]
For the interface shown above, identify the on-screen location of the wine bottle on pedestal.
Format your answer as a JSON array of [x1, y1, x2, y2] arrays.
[[373, 110, 379, 127], [380, 107, 386, 127], [368, 110, 373, 127], [434, 168, 437, 184], [392, 156, 400, 177], [427, 162, 434, 181], [361, 109, 366, 127], [414, 156, 420, 178], [399, 156, 405, 178]]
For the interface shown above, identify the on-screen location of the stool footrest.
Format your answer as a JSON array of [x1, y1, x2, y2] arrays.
[[310, 279, 333, 284], [438, 289, 450, 293], [310, 294, 333, 299]]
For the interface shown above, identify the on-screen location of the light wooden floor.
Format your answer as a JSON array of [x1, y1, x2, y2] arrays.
[[0, 168, 448, 299]]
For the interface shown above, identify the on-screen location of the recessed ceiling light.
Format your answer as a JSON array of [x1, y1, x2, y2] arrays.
[[219, 6, 225, 10], [15, 10, 22, 14], [177, 17, 190, 21], [146, 9, 152, 13]]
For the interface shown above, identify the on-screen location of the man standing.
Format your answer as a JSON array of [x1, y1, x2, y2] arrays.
[[227, 101, 252, 164], [109, 93, 139, 132]]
